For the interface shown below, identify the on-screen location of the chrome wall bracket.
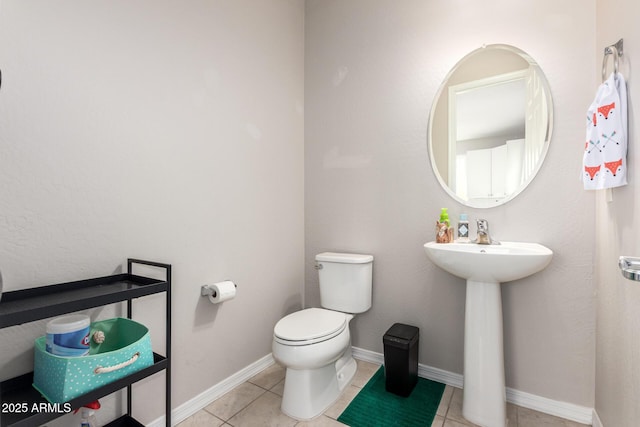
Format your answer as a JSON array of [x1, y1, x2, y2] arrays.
[[618, 256, 640, 281]]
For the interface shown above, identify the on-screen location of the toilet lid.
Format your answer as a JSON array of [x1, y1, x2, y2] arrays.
[[274, 308, 347, 342]]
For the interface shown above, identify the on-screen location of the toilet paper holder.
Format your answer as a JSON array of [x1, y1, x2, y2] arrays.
[[201, 281, 237, 298]]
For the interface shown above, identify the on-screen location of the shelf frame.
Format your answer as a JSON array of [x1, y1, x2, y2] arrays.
[[0, 258, 172, 427]]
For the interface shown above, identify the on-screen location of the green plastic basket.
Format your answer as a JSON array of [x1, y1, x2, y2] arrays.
[[33, 317, 154, 403]]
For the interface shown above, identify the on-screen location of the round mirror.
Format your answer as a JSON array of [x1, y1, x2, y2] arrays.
[[428, 44, 553, 208]]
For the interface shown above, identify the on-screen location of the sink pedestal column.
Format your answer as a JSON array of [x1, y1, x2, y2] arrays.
[[463, 280, 507, 427]]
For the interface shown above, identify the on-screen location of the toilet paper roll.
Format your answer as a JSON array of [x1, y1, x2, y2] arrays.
[[208, 280, 237, 304]]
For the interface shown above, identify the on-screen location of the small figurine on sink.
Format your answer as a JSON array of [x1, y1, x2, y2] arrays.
[[436, 221, 453, 243]]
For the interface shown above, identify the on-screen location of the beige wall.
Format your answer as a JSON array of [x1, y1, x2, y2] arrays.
[[305, 0, 596, 408], [0, 1, 304, 424], [595, 0, 640, 425]]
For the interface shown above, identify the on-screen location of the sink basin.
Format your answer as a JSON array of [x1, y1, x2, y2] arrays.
[[423, 241, 552, 427], [423, 241, 553, 283]]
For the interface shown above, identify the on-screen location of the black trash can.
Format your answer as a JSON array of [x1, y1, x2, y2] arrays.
[[383, 323, 419, 397]]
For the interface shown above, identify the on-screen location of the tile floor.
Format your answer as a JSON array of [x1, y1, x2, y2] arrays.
[[177, 360, 590, 427]]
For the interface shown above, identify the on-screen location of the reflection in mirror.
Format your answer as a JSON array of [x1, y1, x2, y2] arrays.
[[428, 44, 553, 208]]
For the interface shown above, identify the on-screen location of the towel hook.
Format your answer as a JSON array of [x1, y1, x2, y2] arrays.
[[602, 39, 623, 82]]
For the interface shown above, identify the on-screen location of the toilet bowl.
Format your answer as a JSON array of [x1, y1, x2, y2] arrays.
[[272, 252, 373, 420], [272, 308, 357, 420]]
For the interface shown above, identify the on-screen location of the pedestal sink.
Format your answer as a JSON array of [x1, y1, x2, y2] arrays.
[[424, 241, 553, 427]]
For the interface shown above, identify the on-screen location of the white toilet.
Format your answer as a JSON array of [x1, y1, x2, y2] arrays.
[[272, 252, 374, 420]]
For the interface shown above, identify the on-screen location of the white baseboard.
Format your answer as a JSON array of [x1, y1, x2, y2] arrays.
[[505, 387, 592, 425], [592, 409, 604, 427], [148, 347, 594, 426], [351, 346, 464, 388], [147, 353, 275, 427], [351, 346, 593, 425], [350, 345, 384, 365]]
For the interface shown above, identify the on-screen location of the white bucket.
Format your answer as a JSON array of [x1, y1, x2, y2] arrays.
[[45, 314, 91, 357]]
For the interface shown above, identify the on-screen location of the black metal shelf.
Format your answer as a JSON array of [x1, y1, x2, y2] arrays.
[[0, 274, 167, 328], [104, 414, 146, 426], [0, 259, 171, 427]]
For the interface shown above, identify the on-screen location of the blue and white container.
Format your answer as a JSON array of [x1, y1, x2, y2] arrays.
[[46, 314, 91, 357]]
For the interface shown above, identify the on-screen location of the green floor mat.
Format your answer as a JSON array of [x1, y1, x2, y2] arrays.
[[338, 366, 445, 427]]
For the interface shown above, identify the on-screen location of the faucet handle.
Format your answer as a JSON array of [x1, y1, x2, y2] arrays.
[[477, 219, 489, 231]]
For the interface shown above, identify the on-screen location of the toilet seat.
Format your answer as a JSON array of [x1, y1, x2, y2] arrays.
[[274, 308, 347, 346]]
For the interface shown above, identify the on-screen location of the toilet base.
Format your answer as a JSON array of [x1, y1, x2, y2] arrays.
[[281, 349, 357, 420]]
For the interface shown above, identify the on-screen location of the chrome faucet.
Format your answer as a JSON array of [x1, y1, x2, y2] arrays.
[[474, 219, 498, 245]]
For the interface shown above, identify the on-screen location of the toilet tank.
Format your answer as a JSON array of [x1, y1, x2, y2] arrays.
[[316, 252, 374, 314]]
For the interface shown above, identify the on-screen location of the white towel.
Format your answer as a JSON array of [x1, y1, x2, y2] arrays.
[[583, 71, 628, 190]]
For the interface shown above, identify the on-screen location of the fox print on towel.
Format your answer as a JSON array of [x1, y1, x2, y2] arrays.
[[598, 102, 616, 120], [584, 164, 601, 181], [604, 159, 623, 176], [583, 72, 627, 190]]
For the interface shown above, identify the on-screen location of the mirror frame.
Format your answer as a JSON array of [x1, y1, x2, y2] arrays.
[[428, 44, 553, 208]]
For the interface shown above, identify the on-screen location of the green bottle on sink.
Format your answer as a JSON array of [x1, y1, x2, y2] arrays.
[[439, 208, 450, 226]]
